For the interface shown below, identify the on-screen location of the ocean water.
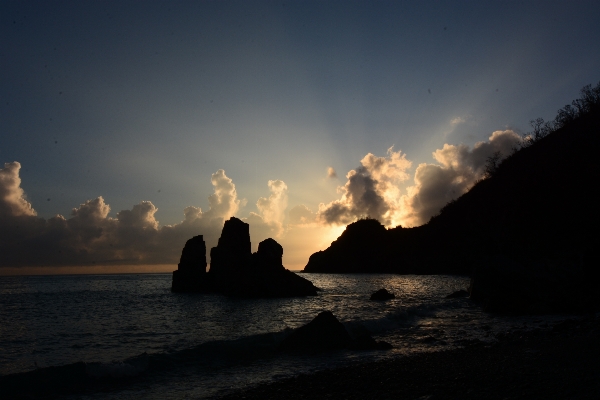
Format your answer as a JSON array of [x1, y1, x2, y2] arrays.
[[0, 273, 571, 399]]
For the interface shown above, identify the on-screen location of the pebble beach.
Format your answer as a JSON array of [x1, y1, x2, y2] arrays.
[[217, 315, 600, 400]]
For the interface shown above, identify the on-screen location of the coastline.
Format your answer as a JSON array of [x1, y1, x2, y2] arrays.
[[215, 315, 600, 399]]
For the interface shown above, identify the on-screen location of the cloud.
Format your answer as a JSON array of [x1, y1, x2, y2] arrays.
[[450, 116, 467, 126], [327, 167, 337, 178], [0, 162, 36, 218], [399, 130, 521, 226], [205, 169, 241, 219], [0, 130, 523, 269], [256, 180, 288, 229], [288, 204, 316, 225], [314, 131, 521, 229], [317, 147, 412, 226], [246, 180, 288, 246], [0, 167, 241, 267]]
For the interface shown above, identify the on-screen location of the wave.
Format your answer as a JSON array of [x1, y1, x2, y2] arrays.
[[0, 304, 447, 397], [343, 302, 442, 336], [0, 329, 293, 397]]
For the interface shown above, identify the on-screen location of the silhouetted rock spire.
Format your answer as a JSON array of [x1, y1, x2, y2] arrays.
[[178, 235, 207, 272], [253, 238, 285, 273], [172, 217, 319, 297], [172, 235, 208, 292], [209, 217, 252, 283]]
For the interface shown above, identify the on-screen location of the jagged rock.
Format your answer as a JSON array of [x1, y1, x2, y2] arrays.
[[222, 236, 318, 297], [172, 235, 208, 292], [370, 288, 395, 301], [172, 217, 319, 297], [209, 217, 252, 284], [252, 238, 284, 273], [178, 235, 207, 272], [446, 289, 469, 299]]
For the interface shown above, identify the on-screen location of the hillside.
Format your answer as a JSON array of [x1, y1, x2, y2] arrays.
[[304, 83, 600, 285]]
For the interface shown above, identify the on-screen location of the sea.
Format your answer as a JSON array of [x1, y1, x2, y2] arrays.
[[0, 273, 573, 399]]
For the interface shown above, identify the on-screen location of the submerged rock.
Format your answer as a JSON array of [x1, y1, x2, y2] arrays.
[[370, 288, 395, 301]]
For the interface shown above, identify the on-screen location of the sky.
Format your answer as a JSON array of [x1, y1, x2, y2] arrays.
[[2, 0, 600, 273]]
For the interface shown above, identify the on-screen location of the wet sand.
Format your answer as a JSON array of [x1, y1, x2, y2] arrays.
[[216, 316, 600, 399]]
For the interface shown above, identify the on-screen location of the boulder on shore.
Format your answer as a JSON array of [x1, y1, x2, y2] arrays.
[[278, 311, 351, 353], [278, 311, 392, 353], [370, 288, 395, 301]]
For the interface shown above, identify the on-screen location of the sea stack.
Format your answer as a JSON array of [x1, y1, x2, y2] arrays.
[[171, 217, 320, 297], [172, 235, 208, 292], [209, 217, 252, 286]]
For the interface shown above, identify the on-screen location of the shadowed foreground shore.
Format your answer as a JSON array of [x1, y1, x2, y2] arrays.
[[216, 316, 600, 399]]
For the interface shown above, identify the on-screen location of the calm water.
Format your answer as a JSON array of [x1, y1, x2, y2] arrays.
[[0, 273, 570, 398]]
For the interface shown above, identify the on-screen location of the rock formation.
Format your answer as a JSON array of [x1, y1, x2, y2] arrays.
[[370, 288, 395, 301], [171, 235, 208, 292], [209, 217, 252, 286], [172, 217, 319, 297], [278, 311, 392, 353]]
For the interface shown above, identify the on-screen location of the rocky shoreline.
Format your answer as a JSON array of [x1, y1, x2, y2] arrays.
[[215, 315, 600, 399]]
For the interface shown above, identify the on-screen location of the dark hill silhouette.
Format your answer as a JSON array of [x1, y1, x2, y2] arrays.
[[173, 217, 319, 297], [304, 82, 600, 312], [305, 218, 392, 273]]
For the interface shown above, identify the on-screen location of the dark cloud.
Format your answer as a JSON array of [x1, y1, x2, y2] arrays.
[[0, 165, 241, 267]]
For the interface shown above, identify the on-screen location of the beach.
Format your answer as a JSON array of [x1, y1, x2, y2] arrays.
[[217, 315, 600, 399]]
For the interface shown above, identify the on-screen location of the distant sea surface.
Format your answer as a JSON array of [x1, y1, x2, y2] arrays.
[[0, 273, 570, 399]]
